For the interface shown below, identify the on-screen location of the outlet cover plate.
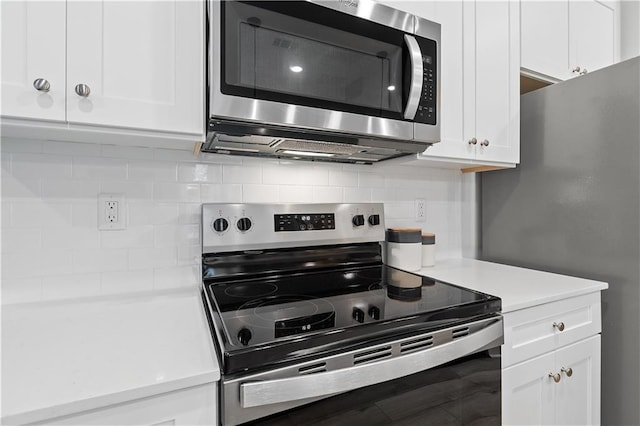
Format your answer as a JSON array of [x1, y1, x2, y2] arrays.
[[415, 198, 426, 222], [98, 193, 126, 230]]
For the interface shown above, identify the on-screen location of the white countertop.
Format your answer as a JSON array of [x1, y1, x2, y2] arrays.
[[1, 287, 220, 425], [417, 258, 608, 313]]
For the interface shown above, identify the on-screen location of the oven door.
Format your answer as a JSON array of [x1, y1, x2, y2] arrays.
[[221, 316, 502, 425], [209, 0, 439, 142]]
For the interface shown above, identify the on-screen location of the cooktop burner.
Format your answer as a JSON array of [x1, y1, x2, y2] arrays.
[[204, 265, 500, 374]]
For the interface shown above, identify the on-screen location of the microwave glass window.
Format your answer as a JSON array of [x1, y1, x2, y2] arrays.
[[223, 1, 405, 119]]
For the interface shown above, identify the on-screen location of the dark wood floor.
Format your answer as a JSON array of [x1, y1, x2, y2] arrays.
[[248, 352, 501, 426]]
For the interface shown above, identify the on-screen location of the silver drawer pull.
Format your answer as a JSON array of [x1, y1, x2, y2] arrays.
[[33, 78, 50, 92], [561, 367, 573, 377], [480, 139, 490, 147], [553, 322, 565, 332], [468, 138, 478, 145], [549, 372, 561, 383]]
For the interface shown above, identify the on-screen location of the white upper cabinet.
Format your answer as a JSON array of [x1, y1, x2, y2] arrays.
[[66, 1, 204, 134], [1, 1, 66, 121], [1, 1, 204, 140], [472, 1, 520, 165], [521, 0, 619, 81], [397, 0, 520, 167]]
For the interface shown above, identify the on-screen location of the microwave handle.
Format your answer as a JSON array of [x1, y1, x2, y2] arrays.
[[403, 34, 424, 120]]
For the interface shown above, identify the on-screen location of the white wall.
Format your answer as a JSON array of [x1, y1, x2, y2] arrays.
[[1, 138, 468, 304]]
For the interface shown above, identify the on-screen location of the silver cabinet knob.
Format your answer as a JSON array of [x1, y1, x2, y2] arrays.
[[549, 372, 561, 383], [579, 69, 588, 75], [75, 83, 91, 97], [33, 78, 51, 92], [561, 367, 573, 377], [572, 66, 581, 73], [480, 139, 490, 147], [553, 322, 565, 332], [468, 138, 478, 145]]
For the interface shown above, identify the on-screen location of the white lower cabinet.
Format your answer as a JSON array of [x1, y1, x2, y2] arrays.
[[502, 292, 603, 426], [503, 335, 601, 426], [36, 384, 217, 426]]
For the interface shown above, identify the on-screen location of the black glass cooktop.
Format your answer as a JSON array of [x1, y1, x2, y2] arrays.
[[204, 265, 501, 374]]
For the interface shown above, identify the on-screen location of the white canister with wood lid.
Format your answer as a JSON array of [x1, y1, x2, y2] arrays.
[[384, 228, 422, 272]]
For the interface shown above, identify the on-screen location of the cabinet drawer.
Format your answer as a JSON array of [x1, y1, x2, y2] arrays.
[[502, 292, 601, 368]]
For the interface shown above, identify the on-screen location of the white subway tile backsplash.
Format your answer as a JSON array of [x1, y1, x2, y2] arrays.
[[73, 248, 128, 274], [223, 164, 261, 184], [2, 277, 42, 304], [128, 202, 167, 227], [101, 226, 154, 249], [312, 186, 343, 203], [41, 179, 99, 200], [201, 184, 242, 203], [329, 169, 358, 187], [243, 184, 280, 203], [343, 187, 372, 202], [100, 145, 154, 160], [155, 224, 200, 247], [178, 163, 222, 183], [178, 204, 201, 224], [153, 183, 200, 203], [358, 172, 385, 188], [42, 228, 100, 250], [100, 181, 153, 201], [177, 245, 201, 266], [1, 139, 43, 153], [1, 138, 465, 303], [43, 141, 101, 157], [129, 247, 177, 270], [128, 160, 177, 182], [1, 228, 41, 252], [13, 153, 72, 179], [43, 274, 101, 300], [279, 186, 314, 203], [73, 157, 127, 180], [153, 265, 200, 290], [101, 269, 153, 294], [2, 178, 41, 199], [72, 203, 98, 228]]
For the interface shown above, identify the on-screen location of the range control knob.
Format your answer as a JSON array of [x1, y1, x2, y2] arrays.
[[238, 328, 252, 346], [352, 215, 365, 227], [237, 217, 252, 232], [368, 306, 381, 320], [353, 307, 365, 323], [212, 218, 229, 233], [368, 214, 381, 226]]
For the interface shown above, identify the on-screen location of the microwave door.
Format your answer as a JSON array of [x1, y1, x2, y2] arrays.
[[210, 0, 415, 142]]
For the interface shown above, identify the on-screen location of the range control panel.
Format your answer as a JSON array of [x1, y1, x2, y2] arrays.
[[274, 213, 335, 232], [202, 203, 385, 253]]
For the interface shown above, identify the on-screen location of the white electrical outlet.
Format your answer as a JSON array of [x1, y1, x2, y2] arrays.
[[99, 193, 126, 230], [415, 198, 426, 222]]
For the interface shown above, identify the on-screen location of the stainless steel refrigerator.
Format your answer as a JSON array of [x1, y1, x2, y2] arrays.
[[481, 57, 639, 426]]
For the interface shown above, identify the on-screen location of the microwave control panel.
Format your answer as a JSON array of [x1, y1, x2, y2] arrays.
[[415, 38, 437, 125]]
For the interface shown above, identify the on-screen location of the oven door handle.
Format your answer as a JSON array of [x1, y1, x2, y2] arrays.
[[403, 34, 423, 120], [240, 318, 502, 408]]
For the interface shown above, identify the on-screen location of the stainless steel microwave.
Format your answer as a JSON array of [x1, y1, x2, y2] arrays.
[[205, 0, 441, 164]]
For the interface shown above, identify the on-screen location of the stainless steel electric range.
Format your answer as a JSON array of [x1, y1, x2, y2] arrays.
[[201, 203, 503, 425]]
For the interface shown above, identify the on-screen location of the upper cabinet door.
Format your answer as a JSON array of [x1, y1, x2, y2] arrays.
[[569, 0, 616, 75], [521, 1, 569, 81], [474, 1, 520, 164], [66, 1, 204, 135], [1, 1, 66, 121]]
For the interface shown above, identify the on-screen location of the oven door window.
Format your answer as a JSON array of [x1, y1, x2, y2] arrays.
[[222, 1, 407, 120]]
